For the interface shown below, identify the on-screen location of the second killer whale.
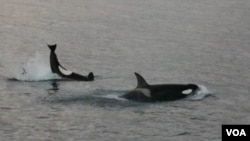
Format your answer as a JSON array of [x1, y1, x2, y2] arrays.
[[121, 72, 201, 102], [48, 44, 94, 81]]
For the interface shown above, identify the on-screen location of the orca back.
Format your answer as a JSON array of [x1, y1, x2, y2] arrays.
[[122, 73, 200, 102]]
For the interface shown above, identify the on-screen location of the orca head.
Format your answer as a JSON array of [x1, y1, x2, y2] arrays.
[[182, 84, 199, 95], [181, 84, 199, 97], [88, 72, 94, 81], [122, 72, 152, 102], [47, 44, 57, 52]]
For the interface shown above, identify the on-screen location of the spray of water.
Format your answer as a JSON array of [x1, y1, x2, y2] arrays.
[[5, 52, 60, 81]]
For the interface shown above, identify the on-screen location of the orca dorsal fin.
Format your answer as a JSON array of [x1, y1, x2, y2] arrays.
[[47, 44, 57, 51], [134, 72, 149, 88]]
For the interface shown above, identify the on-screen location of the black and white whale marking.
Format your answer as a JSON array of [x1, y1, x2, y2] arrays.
[[48, 44, 94, 81], [121, 73, 200, 102]]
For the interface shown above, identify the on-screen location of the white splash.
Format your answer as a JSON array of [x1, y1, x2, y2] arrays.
[[189, 84, 212, 100], [5, 52, 61, 81]]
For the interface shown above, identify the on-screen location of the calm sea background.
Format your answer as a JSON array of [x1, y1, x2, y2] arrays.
[[0, 0, 250, 141]]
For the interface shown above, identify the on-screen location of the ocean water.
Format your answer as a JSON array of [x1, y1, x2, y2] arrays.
[[0, 0, 250, 141]]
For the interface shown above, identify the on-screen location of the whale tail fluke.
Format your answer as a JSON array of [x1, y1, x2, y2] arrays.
[[48, 44, 57, 52], [88, 72, 94, 81]]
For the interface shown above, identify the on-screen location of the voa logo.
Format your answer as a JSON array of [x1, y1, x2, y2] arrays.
[[226, 129, 246, 136]]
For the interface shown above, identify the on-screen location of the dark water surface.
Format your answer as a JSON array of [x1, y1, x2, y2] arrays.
[[0, 0, 250, 141]]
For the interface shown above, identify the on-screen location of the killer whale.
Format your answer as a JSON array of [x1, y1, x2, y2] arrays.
[[48, 44, 94, 81], [121, 72, 200, 102]]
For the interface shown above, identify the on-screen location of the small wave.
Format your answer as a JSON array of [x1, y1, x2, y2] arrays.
[[5, 52, 61, 81], [99, 94, 128, 101], [189, 84, 212, 100], [91, 90, 128, 101]]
